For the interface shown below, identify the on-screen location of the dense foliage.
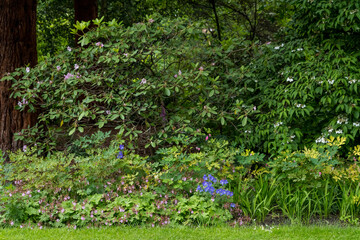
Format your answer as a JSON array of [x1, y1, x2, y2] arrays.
[[2, 0, 360, 229]]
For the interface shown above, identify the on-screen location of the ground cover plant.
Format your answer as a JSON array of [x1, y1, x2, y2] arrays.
[[1, 0, 360, 233]]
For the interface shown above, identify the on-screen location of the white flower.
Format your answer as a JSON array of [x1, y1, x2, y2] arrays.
[[328, 128, 333, 133], [281, 43, 284, 47], [274, 46, 280, 50], [315, 137, 328, 144], [328, 79, 334, 85], [67, 46, 72, 52], [274, 122, 283, 128], [337, 117, 348, 124], [26, 67, 30, 73], [348, 79, 357, 84], [244, 130, 252, 133], [297, 48, 303, 51], [286, 77, 294, 82], [74, 64, 79, 70], [335, 129, 343, 134], [353, 122, 360, 127]]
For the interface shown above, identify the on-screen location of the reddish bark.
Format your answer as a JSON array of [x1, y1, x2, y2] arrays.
[[0, 0, 38, 153], [74, 0, 98, 44]]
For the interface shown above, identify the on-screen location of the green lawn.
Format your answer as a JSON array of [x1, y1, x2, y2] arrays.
[[1, 225, 359, 240]]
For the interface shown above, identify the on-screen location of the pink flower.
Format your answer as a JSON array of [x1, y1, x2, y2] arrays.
[[205, 136, 208, 141], [148, 18, 154, 23], [319, 172, 322, 176], [199, 66, 204, 71], [96, 42, 104, 48], [64, 73, 74, 80]]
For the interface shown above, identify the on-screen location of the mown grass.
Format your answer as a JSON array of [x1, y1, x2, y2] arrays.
[[1, 225, 359, 240]]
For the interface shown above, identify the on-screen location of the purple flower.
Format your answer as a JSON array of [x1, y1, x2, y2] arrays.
[[23, 145, 27, 152], [74, 64, 79, 70], [67, 46, 72, 52], [117, 151, 124, 159], [140, 78, 147, 84], [96, 42, 104, 48], [56, 66, 61, 71], [148, 18, 154, 23], [64, 73, 74, 80]]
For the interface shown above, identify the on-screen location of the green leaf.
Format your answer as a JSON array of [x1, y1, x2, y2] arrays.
[[165, 88, 171, 96], [209, 90, 214, 97], [78, 112, 85, 121], [220, 117, 225, 125], [242, 117, 248, 126], [69, 128, 76, 135]]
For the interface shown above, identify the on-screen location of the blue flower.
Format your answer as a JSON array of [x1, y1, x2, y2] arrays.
[[208, 174, 217, 183], [230, 203, 236, 208], [220, 179, 228, 185], [202, 181, 212, 188], [203, 175, 208, 181], [226, 191, 233, 197], [117, 151, 124, 159], [119, 144, 124, 150]]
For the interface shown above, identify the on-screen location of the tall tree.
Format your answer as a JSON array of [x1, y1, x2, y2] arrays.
[[0, 0, 38, 153], [74, 0, 98, 44]]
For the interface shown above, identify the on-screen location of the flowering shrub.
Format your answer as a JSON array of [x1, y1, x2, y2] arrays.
[[4, 16, 252, 153]]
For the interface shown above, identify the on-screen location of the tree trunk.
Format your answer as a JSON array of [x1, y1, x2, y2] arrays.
[[74, 0, 98, 44], [0, 0, 38, 153]]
